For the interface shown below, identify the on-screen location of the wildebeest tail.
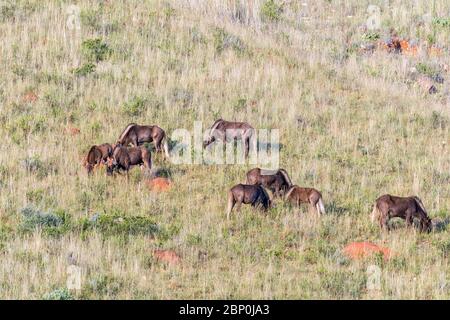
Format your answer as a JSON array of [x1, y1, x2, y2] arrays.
[[316, 197, 326, 215], [413, 196, 428, 215], [162, 136, 170, 159], [278, 169, 293, 188], [370, 202, 381, 224], [259, 186, 272, 208], [118, 123, 137, 142]]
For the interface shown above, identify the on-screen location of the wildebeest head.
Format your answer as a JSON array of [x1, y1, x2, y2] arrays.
[[202, 136, 215, 148], [422, 216, 432, 233], [105, 156, 117, 176], [85, 162, 94, 174]]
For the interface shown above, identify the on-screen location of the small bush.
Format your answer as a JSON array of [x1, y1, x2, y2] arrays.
[[0, 1, 16, 22], [260, 0, 283, 22], [122, 96, 147, 116], [19, 206, 62, 230], [362, 32, 380, 41], [80, 212, 159, 237], [81, 38, 112, 63], [43, 288, 74, 300], [433, 17, 450, 28], [73, 63, 96, 76], [21, 155, 55, 179], [82, 275, 123, 298], [416, 62, 439, 77], [430, 111, 447, 130], [80, 8, 100, 30], [19, 206, 71, 236], [213, 28, 246, 55]]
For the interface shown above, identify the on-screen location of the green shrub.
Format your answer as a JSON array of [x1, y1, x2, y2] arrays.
[[416, 62, 438, 77], [20, 206, 61, 229], [260, 0, 282, 22], [213, 28, 246, 55], [80, 212, 159, 237], [82, 275, 123, 298], [122, 96, 147, 116], [362, 32, 380, 41], [43, 288, 74, 300], [21, 155, 57, 179], [81, 38, 112, 62], [73, 63, 96, 76], [80, 8, 101, 30], [433, 17, 450, 28], [0, 1, 16, 22]]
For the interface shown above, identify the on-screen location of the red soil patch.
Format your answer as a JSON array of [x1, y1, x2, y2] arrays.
[[22, 91, 38, 103], [146, 177, 171, 192], [153, 249, 181, 265], [65, 126, 81, 136], [343, 242, 391, 261], [399, 40, 418, 56]]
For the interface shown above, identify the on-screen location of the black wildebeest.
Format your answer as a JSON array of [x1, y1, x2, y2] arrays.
[[285, 185, 325, 217], [371, 194, 432, 232], [117, 123, 169, 158], [226, 184, 271, 220], [83, 143, 113, 174], [203, 119, 254, 158], [246, 167, 293, 197], [106, 145, 152, 178]]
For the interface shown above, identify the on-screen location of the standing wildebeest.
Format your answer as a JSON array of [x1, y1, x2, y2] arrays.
[[83, 143, 113, 174], [117, 123, 169, 158], [106, 145, 152, 177], [203, 119, 254, 158], [246, 167, 293, 197], [226, 184, 271, 220], [285, 185, 326, 217], [371, 194, 432, 232]]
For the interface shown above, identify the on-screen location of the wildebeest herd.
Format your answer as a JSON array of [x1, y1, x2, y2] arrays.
[[83, 119, 433, 233]]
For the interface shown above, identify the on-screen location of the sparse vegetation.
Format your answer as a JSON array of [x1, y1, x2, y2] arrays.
[[0, 0, 449, 299]]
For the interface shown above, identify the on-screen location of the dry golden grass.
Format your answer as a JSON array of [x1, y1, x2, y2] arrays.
[[0, 0, 449, 299]]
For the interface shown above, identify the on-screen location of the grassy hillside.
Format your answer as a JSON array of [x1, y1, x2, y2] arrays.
[[0, 0, 449, 299]]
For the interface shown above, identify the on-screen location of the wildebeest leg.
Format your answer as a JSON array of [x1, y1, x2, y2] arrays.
[[236, 201, 242, 213], [380, 214, 390, 231], [153, 135, 162, 153], [131, 136, 139, 147], [244, 136, 250, 159], [405, 210, 413, 229]]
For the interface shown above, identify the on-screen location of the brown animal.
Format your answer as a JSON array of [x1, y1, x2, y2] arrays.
[[246, 167, 293, 197], [203, 119, 255, 158], [226, 184, 271, 220], [371, 194, 432, 232], [84, 143, 113, 174], [117, 123, 169, 158], [285, 185, 325, 217], [106, 144, 152, 177]]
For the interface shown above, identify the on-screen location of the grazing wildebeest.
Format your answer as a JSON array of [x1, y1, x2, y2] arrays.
[[285, 185, 325, 217], [246, 167, 293, 197], [117, 123, 169, 158], [371, 194, 432, 232], [83, 143, 113, 174], [106, 145, 152, 178], [226, 184, 271, 220], [203, 119, 254, 158]]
